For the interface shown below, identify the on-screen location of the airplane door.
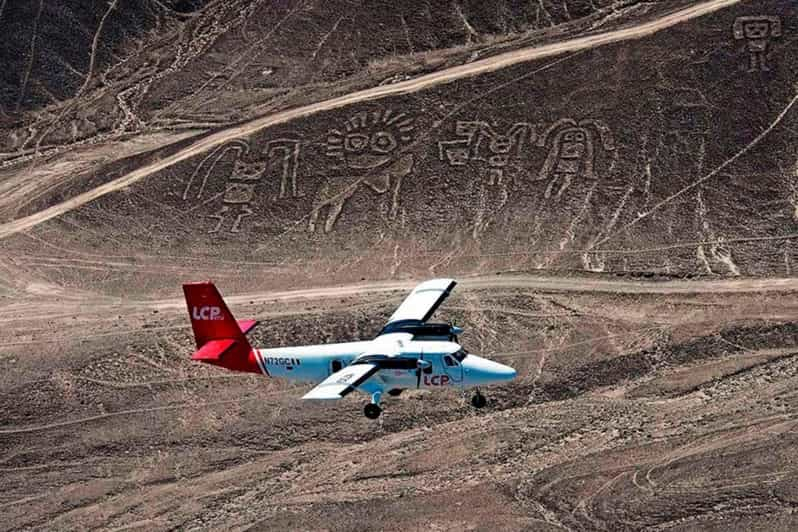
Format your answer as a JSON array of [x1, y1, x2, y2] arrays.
[[442, 353, 463, 386]]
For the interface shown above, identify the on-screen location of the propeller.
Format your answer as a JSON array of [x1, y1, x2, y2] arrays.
[[449, 320, 463, 343]]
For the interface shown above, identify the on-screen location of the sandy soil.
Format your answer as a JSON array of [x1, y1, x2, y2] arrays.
[[3, 273, 798, 530]]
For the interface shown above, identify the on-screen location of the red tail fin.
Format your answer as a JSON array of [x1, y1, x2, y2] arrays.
[[182, 282, 261, 374]]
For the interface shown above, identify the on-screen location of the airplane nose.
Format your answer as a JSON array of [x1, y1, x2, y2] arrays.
[[462, 355, 517, 384], [493, 362, 516, 381], [500, 363, 517, 381]]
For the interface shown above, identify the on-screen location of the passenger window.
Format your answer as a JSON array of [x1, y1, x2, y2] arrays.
[[444, 355, 457, 367], [332, 360, 342, 372]]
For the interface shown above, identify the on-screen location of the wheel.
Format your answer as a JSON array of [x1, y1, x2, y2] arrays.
[[364, 403, 382, 419], [471, 392, 486, 409], [387, 388, 403, 397]]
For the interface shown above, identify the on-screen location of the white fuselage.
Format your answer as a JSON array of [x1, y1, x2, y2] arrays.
[[253, 337, 515, 391]]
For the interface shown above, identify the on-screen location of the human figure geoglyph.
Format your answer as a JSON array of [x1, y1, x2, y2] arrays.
[[309, 109, 415, 233], [733, 16, 781, 72], [182, 139, 265, 233], [182, 137, 302, 233], [534, 118, 615, 199], [438, 121, 535, 185]]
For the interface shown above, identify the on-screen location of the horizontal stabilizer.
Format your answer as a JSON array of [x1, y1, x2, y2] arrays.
[[237, 319, 258, 335], [191, 338, 237, 361]]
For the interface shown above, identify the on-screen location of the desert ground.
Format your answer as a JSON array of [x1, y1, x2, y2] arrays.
[[4, 274, 798, 530], [2, 0, 798, 530]]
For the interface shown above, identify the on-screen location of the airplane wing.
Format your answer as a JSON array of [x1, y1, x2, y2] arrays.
[[386, 278, 456, 324], [302, 363, 380, 400]]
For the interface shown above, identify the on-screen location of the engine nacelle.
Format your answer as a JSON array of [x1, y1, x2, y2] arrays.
[[378, 320, 463, 341]]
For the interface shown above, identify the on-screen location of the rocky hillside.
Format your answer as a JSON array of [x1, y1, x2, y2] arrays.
[[2, 0, 795, 295], [1, 0, 638, 156]]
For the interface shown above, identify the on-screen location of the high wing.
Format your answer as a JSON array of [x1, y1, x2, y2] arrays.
[[302, 363, 380, 400], [386, 278, 456, 325]]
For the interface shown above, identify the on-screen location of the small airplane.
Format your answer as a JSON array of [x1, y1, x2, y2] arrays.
[[183, 278, 516, 419]]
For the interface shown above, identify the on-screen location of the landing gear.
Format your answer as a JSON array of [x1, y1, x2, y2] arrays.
[[471, 390, 487, 409], [364, 391, 383, 419], [364, 403, 382, 419]]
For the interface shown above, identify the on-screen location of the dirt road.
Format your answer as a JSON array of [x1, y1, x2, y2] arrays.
[[243, 274, 798, 302], [0, 0, 740, 241], [4, 273, 794, 325]]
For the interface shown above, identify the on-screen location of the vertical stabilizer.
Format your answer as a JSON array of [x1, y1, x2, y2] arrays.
[[182, 282, 261, 373]]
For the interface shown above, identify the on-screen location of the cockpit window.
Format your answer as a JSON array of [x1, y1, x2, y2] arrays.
[[453, 348, 468, 362], [444, 355, 458, 367]]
